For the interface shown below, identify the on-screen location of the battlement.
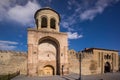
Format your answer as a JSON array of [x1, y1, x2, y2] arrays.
[[0, 50, 27, 56], [68, 49, 94, 60], [0, 50, 27, 75]]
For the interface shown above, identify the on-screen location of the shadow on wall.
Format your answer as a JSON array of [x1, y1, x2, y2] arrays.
[[0, 71, 20, 80], [89, 60, 97, 74]]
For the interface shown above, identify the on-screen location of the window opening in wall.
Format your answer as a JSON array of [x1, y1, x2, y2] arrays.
[[61, 53, 63, 56], [47, 54, 49, 57], [104, 62, 111, 73], [50, 18, 56, 29], [34, 52, 36, 54], [104, 54, 111, 59], [41, 17, 47, 28]]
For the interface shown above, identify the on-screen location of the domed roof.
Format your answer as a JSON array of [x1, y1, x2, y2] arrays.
[[34, 7, 60, 20]]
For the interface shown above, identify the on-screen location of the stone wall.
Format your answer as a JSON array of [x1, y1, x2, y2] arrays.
[[68, 48, 119, 75], [0, 48, 119, 76], [0, 50, 27, 75], [68, 50, 79, 74], [68, 49, 94, 75]]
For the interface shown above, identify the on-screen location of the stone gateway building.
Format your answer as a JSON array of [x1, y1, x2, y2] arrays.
[[27, 7, 119, 76], [68, 48, 119, 75], [27, 8, 69, 76]]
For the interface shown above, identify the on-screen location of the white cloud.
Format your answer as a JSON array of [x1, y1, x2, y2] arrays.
[[62, 22, 69, 28], [0, 40, 18, 45], [79, 0, 111, 21], [8, 1, 40, 25], [61, 21, 75, 31], [80, 6, 103, 20], [0, 40, 18, 50], [67, 32, 83, 39], [0, 0, 40, 25], [0, 44, 16, 50], [61, 0, 120, 32], [61, 13, 78, 31], [67, 0, 120, 21], [0, 0, 10, 21]]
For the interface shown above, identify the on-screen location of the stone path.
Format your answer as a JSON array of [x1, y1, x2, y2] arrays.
[[11, 72, 120, 80]]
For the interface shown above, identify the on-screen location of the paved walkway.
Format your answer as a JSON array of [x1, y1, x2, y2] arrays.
[[12, 72, 120, 80]]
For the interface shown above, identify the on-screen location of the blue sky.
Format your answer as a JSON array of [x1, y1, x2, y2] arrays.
[[0, 0, 120, 52]]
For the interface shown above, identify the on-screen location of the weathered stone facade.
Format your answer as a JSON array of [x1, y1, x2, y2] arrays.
[[0, 48, 118, 76], [27, 8, 69, 76], [0, 51, 27, 75], [68, 48, 119, 75]]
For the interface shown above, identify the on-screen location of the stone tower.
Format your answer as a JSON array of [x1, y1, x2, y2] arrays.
[[27, 7, 69, 76]]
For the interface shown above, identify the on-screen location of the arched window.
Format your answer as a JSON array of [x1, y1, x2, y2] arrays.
[[50, 18, 56, 29], [41, 17, 47, 28]]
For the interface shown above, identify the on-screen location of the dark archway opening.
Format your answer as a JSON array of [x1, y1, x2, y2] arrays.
[[104, 62, 111, 73], [50, 18, 56, 29], [41, 17, 47, 28]]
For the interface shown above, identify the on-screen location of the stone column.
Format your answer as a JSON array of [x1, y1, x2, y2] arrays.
[[27, 44, 33, 76], [116, 53, 119, 71], [56, 20, 59, 32], [32, 44, 38, 76], [101, 52, 103, 74], [48, 17, 50, 29], [62, 46, 69, 75], [38, 18, 41, 29], [112, 53, 114, 72]]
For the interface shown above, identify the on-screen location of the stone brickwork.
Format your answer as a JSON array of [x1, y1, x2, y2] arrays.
[[0, 50, 27, 75], [68, 49, 94, 75], [68, 50, 79, 74], [27, 8, 69, 76], [0, 48, 119, 76], [68, 48, 119, 75]]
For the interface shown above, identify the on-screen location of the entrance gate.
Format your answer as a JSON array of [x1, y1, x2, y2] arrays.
[[43, 66, 54, 76], [104, 62, 111, 73]]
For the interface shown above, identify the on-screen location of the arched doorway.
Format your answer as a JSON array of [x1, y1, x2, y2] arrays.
[[104, 62, 111, 73], [43, 65, 54, 76], [38, 36, 60, 75]]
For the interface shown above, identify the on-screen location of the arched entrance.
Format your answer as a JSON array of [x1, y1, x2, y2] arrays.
[[38, 36, 60, 75], [104, 62, 111, 73], [43, 65, 54, 76]]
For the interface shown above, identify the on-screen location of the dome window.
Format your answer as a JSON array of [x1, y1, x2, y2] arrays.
[[50, 18, 56, 29], [41, 17, 47, 28]]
